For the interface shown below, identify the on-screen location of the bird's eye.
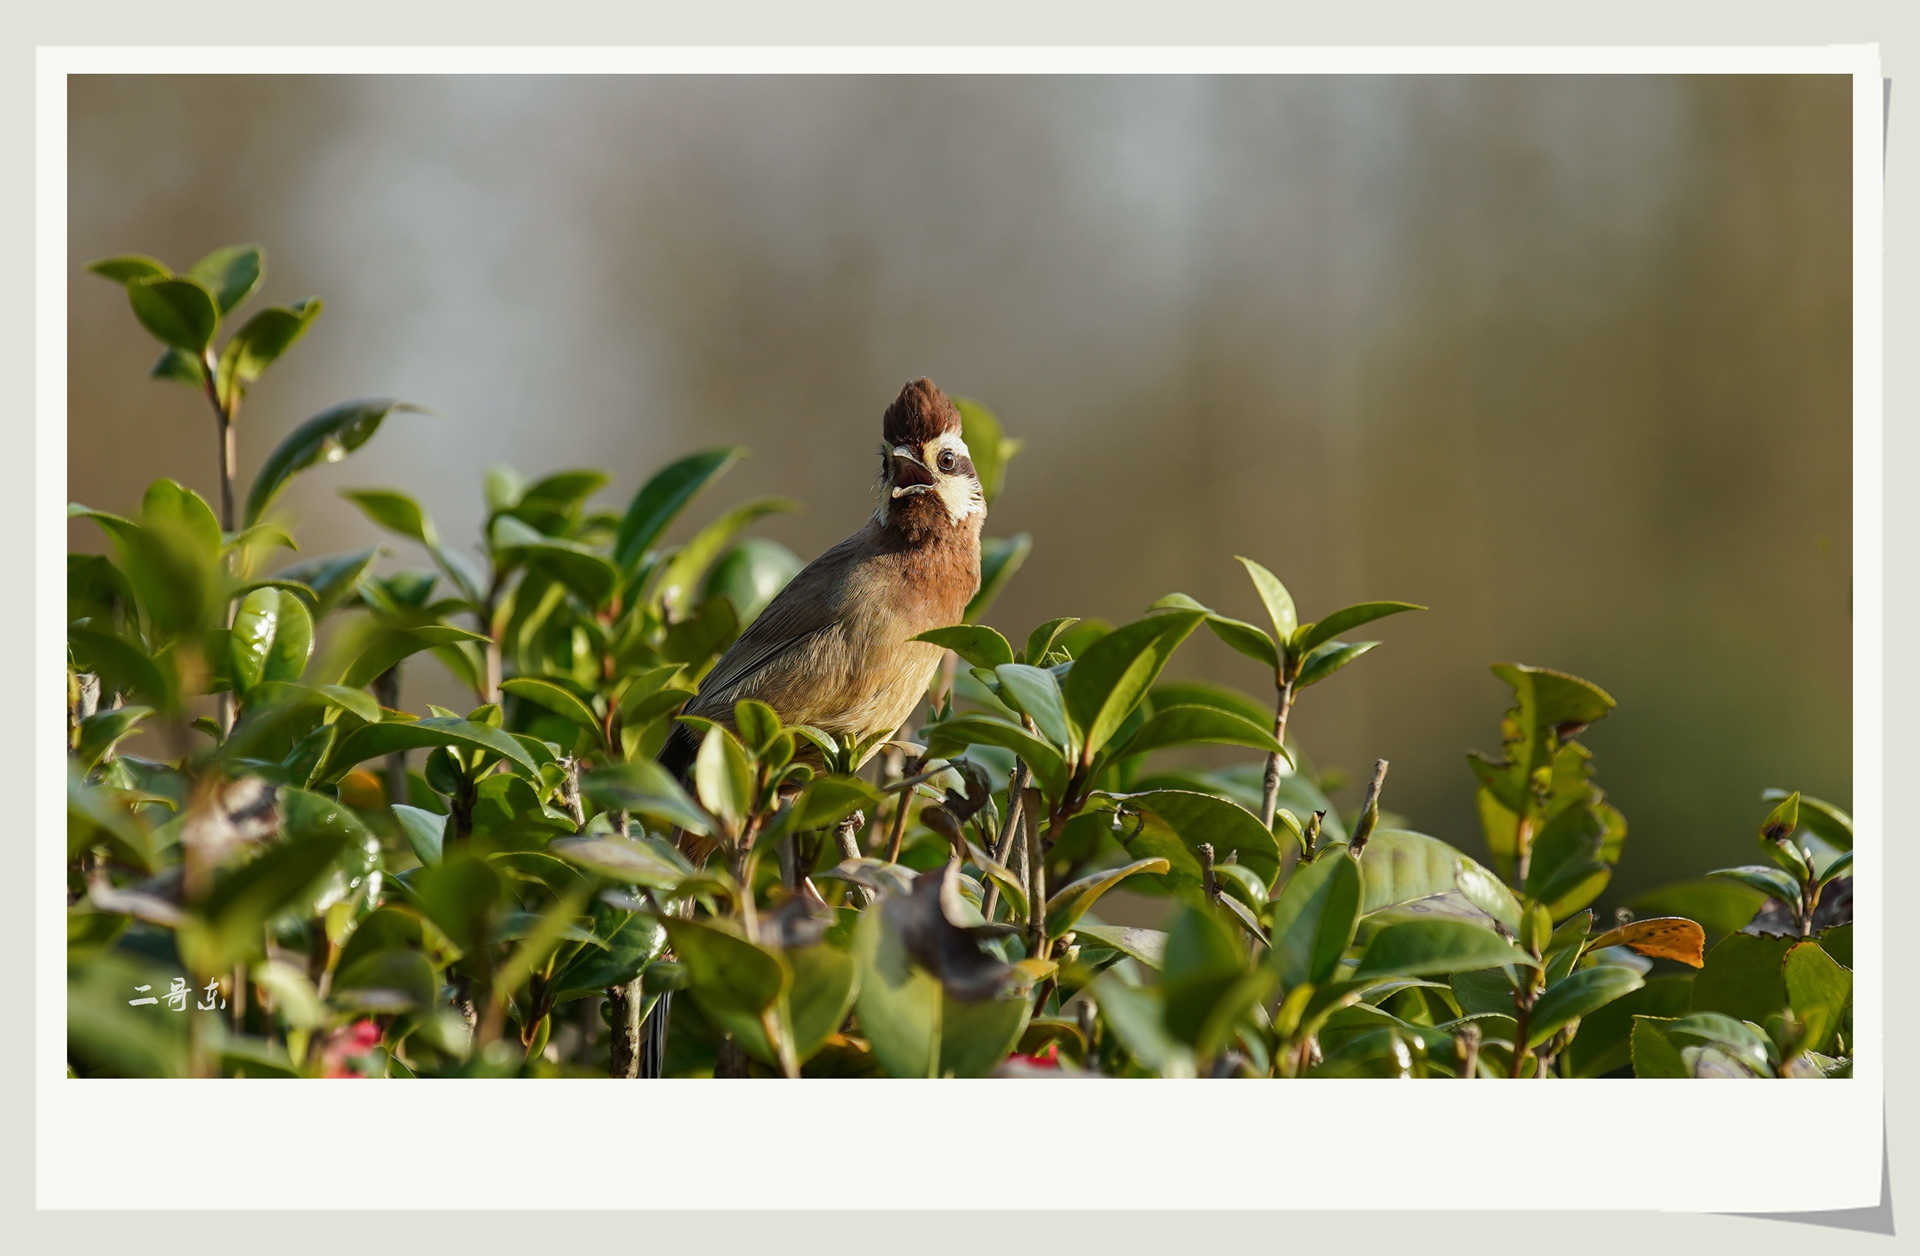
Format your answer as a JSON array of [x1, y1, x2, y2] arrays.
[[936, 449, 957, 473]]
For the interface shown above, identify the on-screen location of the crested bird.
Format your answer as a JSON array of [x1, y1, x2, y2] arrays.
[[658, 377, 986, 781]]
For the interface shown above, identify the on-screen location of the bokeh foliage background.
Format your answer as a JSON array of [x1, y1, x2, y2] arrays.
[[65, 74, 1852, 906]]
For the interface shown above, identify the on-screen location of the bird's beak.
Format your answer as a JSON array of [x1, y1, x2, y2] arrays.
[[889, 446, 934, 498]]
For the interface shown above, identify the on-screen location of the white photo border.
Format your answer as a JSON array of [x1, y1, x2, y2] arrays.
[[36, 43, 1883, 1213]]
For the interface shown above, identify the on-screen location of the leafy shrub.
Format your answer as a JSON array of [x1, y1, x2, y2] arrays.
[[67, 244, 1855, 1079]]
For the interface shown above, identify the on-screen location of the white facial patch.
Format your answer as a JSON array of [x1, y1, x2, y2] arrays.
[[923, 432, 985, 523]]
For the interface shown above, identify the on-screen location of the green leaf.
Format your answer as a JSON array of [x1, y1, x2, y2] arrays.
[[245, 400, 422, 527], [953, 396, 1021, 506], [1630, 1017, 1689, 1078], [792, 776, 882, 832], [328, 623, 490, 691], [1294, 640, 1380, 690], [74, 706, 153, 773], [1356, 829, 1494, 915], [1707, 864, 1802, 907], [87, 254, 169, 284], [220, 298, 321, 386], [1203, 615, 1279, 672], [1526, 964, 1645, 1048], [185, 243, 263, 314], [128, 276, 219, 352], [1765, 789, 1852, 850], [68, 629, 171, 710], [1122, 790, 1283, 892], [787, 944, 861, 1064], [1234, 556, 1297, 643], [501, 677, 605, 745], [923, 715, 1067, 799], [1023, 616, 1080, 665], [614, 447, 746, 572], [179, 832, 351, 975], [321, 716, 539, 783], [851, 904, 1029, 1079], [654, 497, 800, 620], [580, 761, 712, 836], [140, 479, 222, 558], [664, 917, 791, 1071], [913, 625, 1015, 669], [1784, 939, 1851, 1054], [1690, 932, 1793, 1024], [1045, 858, 1171, 937], [228, 587, 313, 693], [1113, 704, 1283, 762], [332, 948, 437, 1015], [413, 855, 504, 956], [271, 548, 381, 620], [1352, 919, 1536, 981], [1562, 975, 1694, 1077], [693, 725, 755, 832], [149, 346, 204, 387], [993, 663, 1070, 749], [342, 488, 434, 545], [964, 533, 1032, 624], [548, 835, 686, 889], [548, 909, 669, 1002], [1073, 924, 1167, 970], [492, 517, 622, 609], [1293, 601, 1424, 654], [1088, 973, 1194, 1077], [1758, 790, 1800, 843], [391, 804, 446, 868], [1268, 852, 1362, 987], [1063, 611, 1205, 758]]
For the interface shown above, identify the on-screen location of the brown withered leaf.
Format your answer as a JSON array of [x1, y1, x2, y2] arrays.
[[1585, 916, 1706, 968]]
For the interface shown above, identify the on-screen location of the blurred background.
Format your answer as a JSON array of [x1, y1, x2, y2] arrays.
[[65, 74, 1852, 905]]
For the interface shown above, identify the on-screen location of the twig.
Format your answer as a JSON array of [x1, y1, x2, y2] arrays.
[[1347, 759, 1390, 856]]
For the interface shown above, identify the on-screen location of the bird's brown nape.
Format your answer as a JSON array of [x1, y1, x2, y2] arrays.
[[882, 377, 962, 449]]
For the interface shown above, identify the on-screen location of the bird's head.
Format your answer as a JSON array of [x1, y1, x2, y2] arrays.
[[876, 377, 985, 534]]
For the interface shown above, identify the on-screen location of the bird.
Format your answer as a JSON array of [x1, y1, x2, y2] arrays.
[[657, 376, 986, 781]]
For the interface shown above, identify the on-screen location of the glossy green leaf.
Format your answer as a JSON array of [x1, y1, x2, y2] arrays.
[[787, 944, 861, 1064], [1630, 1017, 1689, 1078], [1783, 939, 1851, 1054], [614, 447, 746, 572], [914, 624, 1015, 669], [322, 716, 538, 783], [1764, 789, 1852, 850], [342, 488, 433, 545], [1268, 851, 1362, 988], [501, 677, 604, 738], [923, 715, 1067, 798], [1203, 615, 1280, 672], [964, 533, 1031, 624], [67, 628, 170, 710], [87, 254, 169, 285], [792, 776, 882, 832], [1294, 640, 1380, 690], [392, 804, 446, 868], [664, 917, 790, 1069], [1073, 924, 1167, 970], [1356, 829, 1491, 915], [148, 346, 204, 386], [128, 276, 219, 352], [1235, 556, 1297, 643], [74, 706, 153, 773], [271, 548, 381, 619], [1089, 973, 1194, 1077], [228, 587, 314, 693], [654, 497, 800, 620], [1123, 790, 1283, 891], [185, 243, 263, 314], [693, 724, 755, 832], [993, 663, 1071, 749], [1691, 932, 1793, 1024], [1707, 864, 1802, 907], [1063, 611, 1204, 759], [1023, 616, 1080, 665], [580, 761, 712, 836], [1526, 964, 1644, 1048], [1114, 704, 1283, 762], [1352, 919, 1536, 981], [246, 400, 421, 527], [1294, 601, 1425, 654], [221, 298, 321, 385], [548, 835, 686, 889], [1045, 858, 1171, 937], [140, 479, 222, 558]]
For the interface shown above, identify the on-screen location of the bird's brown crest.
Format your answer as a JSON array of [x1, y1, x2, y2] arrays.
[[882, 377, 962, 448]]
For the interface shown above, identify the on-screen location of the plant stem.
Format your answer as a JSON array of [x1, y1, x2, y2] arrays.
[[1347, 759, 1390, 856], [607, 982, 644, 1078], [1199, 842, 1219, 907], [883, 754, 925, 863], [372, 667, 406, 807], [1259, 676, 1297, 830], [981, 760, 1030, 921]]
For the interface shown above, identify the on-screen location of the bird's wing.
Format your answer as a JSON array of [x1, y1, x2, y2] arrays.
[[686, 530, 864, 713]]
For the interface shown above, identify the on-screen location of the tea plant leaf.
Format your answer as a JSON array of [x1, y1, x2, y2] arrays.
[[1045, 857, 1171, 937], [179, 831, 351, 975], [391, 804, 447, 868], [1783, 939, 1851, 1055], [1526, 964, 1645, 1047], [1352, 919, 1535, 981], [128, 276, 219, 353], [1707, 864, 1802, 907], [1269, 852, 1362, 987], [913, 625, 1014, 669], [1023, 616, 1080, 664], [580, 761, 712, 836], [992, 663, 1070, 749], [322, 716, 538, 783], [1295, 640, 1380, 690], [1073, 924, 1167, 969], [1203, 614, 1279, 672], [500, 678, 605, 747], [1112, 704, 1284, 762], [86, 254, 170, 284], [1063, 611, 1204, 759], [614, 447, 745, 572], [246, 400, 423, 527], [185, 243, 263, 314], [1234, 556, 1297, 642], [1294, 601, 1425, 654]]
